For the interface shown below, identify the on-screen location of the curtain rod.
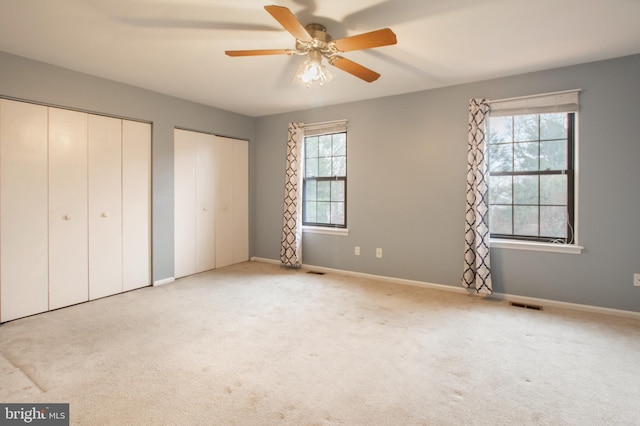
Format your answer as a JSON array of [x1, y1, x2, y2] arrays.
[[489, 88, 581, 104]]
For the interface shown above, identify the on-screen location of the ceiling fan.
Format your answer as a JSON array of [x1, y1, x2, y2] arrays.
[[225, 5, 397, 85]]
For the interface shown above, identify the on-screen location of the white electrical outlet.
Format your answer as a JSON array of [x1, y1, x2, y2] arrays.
[[634, 273, 640, 287], [355, 246, 360, 256], [376, 248, 383, 258]]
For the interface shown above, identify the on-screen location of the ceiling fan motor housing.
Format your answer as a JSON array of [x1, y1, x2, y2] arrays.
[[296, 23, 333, 54]]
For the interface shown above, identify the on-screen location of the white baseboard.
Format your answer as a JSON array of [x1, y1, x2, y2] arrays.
[[153, 277, 175, 287], [249, 257, 640, 320], [251, 257, 280, 265]]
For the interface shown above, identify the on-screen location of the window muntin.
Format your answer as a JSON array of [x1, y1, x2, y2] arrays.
[[302, 131, 346, 228], [488, 112, 575, 243]]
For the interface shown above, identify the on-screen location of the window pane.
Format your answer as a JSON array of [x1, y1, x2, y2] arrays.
[[333, 156, 346, 176], [317, 202, 330, 223], [514, 115, 538, 142], [489, 175, 512, 204], [540, 140, 567, 171], [317, 181, 331, 201], [318, 158, 332, 176], [305, 202, 317, 223], [540, 175, 567, 205], [489, 116, 513, 144], [305, 158, 318, 177], [305, 180, 317, 201], [318, 135, 332, 156], [331, 180, 345, 202], [488, 112, 574, 241], [514, 176, 538, 205], [540, 113, 567, 140], [514, 205, 538, 236], [514, 142, 539, 171], [332, 133, 346, 155], [490, 205, 512, 234], [540, 206, 567, 238], [331, 202, 345, 225], [306, 136, 318, 158], [302, 129, 347, 228], [489, 144, 512, 172]]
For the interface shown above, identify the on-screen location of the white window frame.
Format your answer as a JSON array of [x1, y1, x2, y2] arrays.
[[301, 120, 349, 236], [487, 90, 583, 254]]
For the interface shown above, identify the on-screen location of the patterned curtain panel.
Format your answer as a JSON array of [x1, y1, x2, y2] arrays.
[[280, 122, 304, 267], [462, 99, 493, 293]]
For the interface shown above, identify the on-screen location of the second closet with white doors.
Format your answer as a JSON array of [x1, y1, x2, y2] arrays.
[[174, 129, 249, 279]]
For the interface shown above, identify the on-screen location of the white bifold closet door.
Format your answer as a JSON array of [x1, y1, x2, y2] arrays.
[[0, 100, 49, 322], [122, 120, 151, 291], [174, 129, 199, 278], [195, 132, 218, 273], [174, 129, 218, 277], [88, 115, 123, 300], [174, 129, 248, 279], [48, 108, 89, 310], [0, 99, 151, 322], [231, 139, 249, 265], [216, 137, 249, 268], [214, 138, 234, 268]]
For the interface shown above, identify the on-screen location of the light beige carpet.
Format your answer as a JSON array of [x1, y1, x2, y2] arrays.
[[1, 261, 639, 425]]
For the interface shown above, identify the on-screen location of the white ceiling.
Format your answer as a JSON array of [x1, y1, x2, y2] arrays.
[[1, 0, 640, 117]]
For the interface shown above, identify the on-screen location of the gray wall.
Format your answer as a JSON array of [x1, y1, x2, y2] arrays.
[[254, 54, 640, 313], [0, 51, 255, 283], [3, 49, 638, 313]]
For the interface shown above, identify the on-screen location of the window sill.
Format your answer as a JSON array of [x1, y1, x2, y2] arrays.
[[302, 226, 349, 236], [491, 239, 583, 254]]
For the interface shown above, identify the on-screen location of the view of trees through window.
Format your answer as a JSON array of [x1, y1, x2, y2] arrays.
[[302, 132, 347, 227], [488, 113, 574, 242]]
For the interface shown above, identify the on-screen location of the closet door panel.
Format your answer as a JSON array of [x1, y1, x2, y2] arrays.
[[174, 129, 197, 278], [0, 100, 49, 322], [48, 108, 89, 310], [88, 115, 122, 300], [232, 139, 250, 264], [195, 132, 217, 273], [215, 137, 234, 268], [122, 120, 151, 291]]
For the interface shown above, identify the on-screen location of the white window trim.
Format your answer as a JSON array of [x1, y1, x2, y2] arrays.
[[301, 119, 348, 230], [491, 238, 583, 254], [302, 225, 349, 236], [487, 89, 582, 251]]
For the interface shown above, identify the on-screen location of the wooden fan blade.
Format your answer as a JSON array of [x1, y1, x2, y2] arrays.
[[225, 49, 292, 57], [331, 28, 397, 52], [264, 5, 313, 42], [329, 56, 380, 83]]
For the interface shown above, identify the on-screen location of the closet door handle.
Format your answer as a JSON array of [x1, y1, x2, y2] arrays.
[[102, 212, 111, 218], [64, 214, 72, 220]]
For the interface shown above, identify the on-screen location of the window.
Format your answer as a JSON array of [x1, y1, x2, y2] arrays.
[[302, 122, 347, 228], [487, 90, 579, 244]]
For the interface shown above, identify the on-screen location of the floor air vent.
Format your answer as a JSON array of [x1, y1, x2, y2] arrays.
[[307, 271, 325, 275], [510, 302, 542, 311]]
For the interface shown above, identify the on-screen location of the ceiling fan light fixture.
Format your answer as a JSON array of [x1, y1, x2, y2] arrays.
[[296, 50, 332, 88], [227, 6, 398, 85]]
